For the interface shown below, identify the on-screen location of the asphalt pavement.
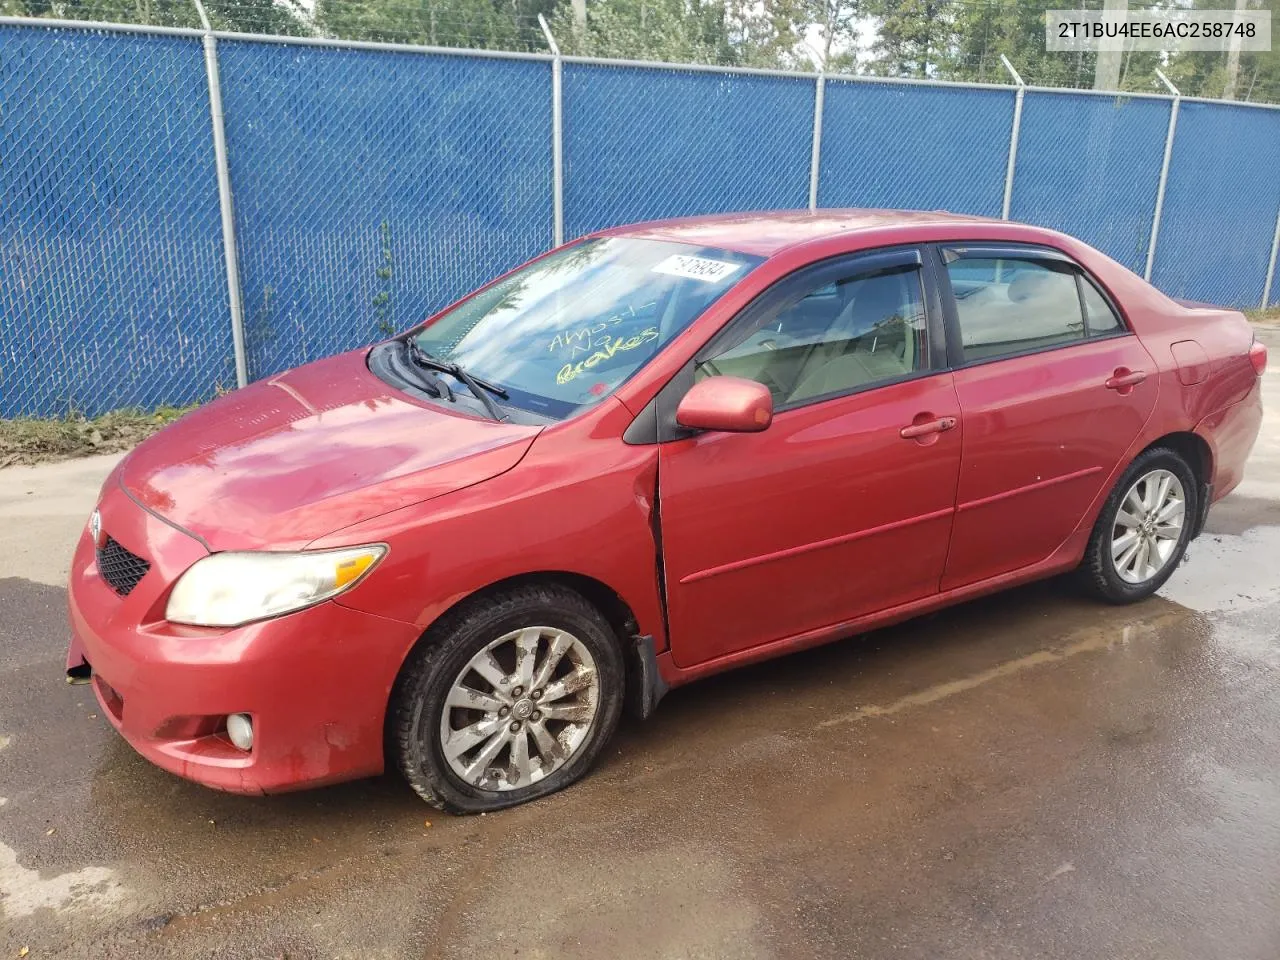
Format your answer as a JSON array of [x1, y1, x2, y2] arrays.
[[2, 329, 1278, 959]]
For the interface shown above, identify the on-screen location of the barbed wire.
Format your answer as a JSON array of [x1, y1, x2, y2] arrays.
[[2, 0, 1275, 103]]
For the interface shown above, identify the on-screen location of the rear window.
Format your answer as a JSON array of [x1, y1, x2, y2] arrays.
[[946, 257, 1084, 362], [1081, 279, 1123, 334]]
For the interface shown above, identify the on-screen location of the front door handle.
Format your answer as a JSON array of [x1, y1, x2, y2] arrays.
[[1105, 368, 1147, 391], [900, 416, 958, 440]]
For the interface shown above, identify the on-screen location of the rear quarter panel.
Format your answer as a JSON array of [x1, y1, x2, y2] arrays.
[[1117, 299, 1258, 495], [1056, 234, 1260, 494]]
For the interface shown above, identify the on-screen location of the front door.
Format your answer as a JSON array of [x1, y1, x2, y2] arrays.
[[656, 249, 963, 670], [937, 246, 1158, 590]]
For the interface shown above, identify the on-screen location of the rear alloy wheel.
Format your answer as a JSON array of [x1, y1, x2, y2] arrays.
[[392, 583, 624, 813], [1079, 447, 1197, 603], [1110, 468, 1185, 585]]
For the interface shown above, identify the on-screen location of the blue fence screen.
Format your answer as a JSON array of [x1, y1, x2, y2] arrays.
[[218, 41, 554, 381], [1151, 101, 1280, 308], [0, 26, 233, 417], [1011, 92, 1172, 275], [2, 20, 1280, 417], [564, 63, 814, 238], [819, 80, 1014, 217]]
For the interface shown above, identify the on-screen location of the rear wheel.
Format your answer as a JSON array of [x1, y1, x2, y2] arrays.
[[391, 583, 625, 813], [1079, 447, 1197, 603]]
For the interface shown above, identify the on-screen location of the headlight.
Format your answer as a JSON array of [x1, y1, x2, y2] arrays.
[[165, 545, 387, 627]]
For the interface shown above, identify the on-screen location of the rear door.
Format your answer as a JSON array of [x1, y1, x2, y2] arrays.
[[937, 244, 1157, 590], [655, 248, 964, 669]]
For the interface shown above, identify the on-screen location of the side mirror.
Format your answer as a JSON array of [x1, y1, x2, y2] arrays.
[[675, 376, 773, 434]]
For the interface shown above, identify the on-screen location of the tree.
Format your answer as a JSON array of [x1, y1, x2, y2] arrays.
[[315, 0, 554, 50], [1164, 0, 1280, 101], [723, 0, 811, 68], [936, 0, 1110, 88], [0, 0, 309, 32], [803, 0, 867, 72], [865, 0, 955, 78], [552, 0, 738, 63], [4, 0, 1276, 104], [552, 0, 812, 68]]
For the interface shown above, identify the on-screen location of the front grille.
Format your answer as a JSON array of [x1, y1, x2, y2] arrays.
[[96, 535, 150, 597]]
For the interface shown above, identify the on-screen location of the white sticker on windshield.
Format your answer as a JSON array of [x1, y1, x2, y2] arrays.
[[652, 254, 742, 283]]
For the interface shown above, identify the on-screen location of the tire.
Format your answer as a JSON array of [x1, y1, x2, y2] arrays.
[[1078, 446, 1198, 604], [390, 583, 625, 814]]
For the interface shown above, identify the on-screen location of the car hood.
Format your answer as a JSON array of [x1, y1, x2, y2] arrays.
[[120, 350, 541, 551]]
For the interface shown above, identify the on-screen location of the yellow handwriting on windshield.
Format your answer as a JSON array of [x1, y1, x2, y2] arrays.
[[556, 328, 659, 385], [547, 317, 622, 355]]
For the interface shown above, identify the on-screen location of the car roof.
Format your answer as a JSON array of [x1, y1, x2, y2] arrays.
[[600, 208, 1016, 258]]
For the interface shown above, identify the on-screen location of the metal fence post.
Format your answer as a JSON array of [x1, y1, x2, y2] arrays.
[[192, 0, 248, 388], [1000, 55, 1025, 221], [808, 73, 825, 212], [1263, 205, 1280, 309], [1145, 69, 1181, 282], [539, 14, 565, 247]]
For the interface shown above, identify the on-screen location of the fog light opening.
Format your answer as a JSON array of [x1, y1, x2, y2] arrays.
[[226, 713, 254, 752]]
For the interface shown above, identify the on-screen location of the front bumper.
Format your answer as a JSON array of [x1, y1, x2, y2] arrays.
[[66, 481, 420, 795]]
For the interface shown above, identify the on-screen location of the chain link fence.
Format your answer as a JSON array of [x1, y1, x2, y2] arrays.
[[818, 79, 1015, 217], [217, 39, 554, 380], [0, 24, 235, 418], [1011, 91, 1173, 275], [2, 16, 1279, 417], [1151, 100, 1280, 309], [563, 62, 814, 238]]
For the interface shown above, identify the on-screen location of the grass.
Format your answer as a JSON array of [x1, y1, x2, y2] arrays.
[[1246, 306, 1280, 326], [0, 404, 197, 468]]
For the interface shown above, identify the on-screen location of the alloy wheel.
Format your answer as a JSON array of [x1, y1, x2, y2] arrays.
[[1110, 468, 1186, 585], [439, 626, 600, 791]]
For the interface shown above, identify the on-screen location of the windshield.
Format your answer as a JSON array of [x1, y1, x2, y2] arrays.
[[409, 238, 761, 419]]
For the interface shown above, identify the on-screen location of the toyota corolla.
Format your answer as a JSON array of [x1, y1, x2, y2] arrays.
[[66, 210, 1266, 812]]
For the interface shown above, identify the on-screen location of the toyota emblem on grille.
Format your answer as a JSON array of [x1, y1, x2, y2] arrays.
[[89, 509, 103, 548]]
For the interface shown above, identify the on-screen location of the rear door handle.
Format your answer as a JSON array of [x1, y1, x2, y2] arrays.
[[900, 416, 957, 439], [1105, 369, 1147, 390]]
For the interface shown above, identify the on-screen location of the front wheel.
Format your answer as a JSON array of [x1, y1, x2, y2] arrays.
[[1078, 447, 1198, 604], [390, 583, 625, 813]]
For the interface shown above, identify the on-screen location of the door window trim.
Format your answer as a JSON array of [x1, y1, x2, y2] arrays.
[[695, 245, 945, 410], [624, 244, 945, 445], [933, 242, 1133, 370], [1074, 272, 1127, 338]]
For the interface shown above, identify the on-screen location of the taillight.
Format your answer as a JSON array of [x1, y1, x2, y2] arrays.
[[1250, 339, 1268, 376]]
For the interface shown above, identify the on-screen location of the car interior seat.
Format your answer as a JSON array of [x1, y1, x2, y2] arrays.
[[788, 273, 918, 403]]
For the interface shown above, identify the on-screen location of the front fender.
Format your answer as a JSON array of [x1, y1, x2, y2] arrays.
[[310, 398, 668, 661]]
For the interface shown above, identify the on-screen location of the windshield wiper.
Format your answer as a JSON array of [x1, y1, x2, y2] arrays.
[[403, 339, 508, 422], [395, 340, 453, 401]]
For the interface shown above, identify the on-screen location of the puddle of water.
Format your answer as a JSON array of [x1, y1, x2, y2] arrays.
[[820, 611, 1184, 728], [1162, 526, 1280, 614], [0, 840, 130, 919]]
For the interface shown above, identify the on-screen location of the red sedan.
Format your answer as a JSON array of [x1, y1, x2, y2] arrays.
[[67, 210, 1267, 812]]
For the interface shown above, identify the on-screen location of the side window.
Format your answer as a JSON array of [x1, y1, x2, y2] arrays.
[[1080, 279, 1123, 335], [697, 264, 929, 407], [946, 257, 1085, 362]]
